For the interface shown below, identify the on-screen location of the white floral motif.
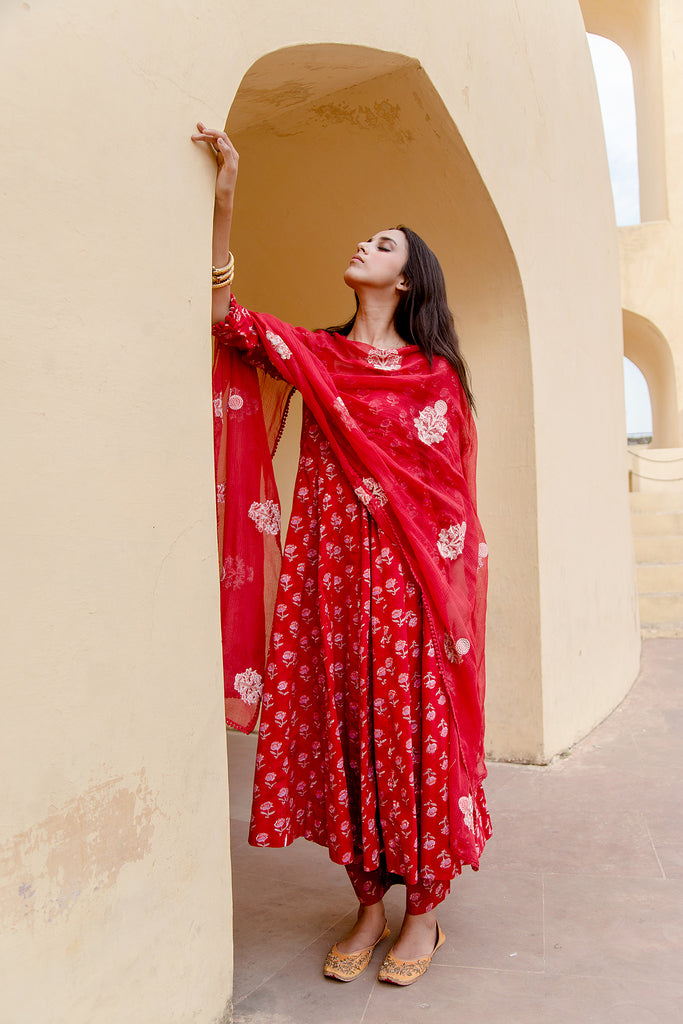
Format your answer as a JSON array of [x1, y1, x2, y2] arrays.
[[354, 476, 388, 507], [333, 396, 355, 430], [478, 542, 489, 568], [437, 521, 467, 560], [221, 555, 255, 589], [445, 631, 470, 664], [367, 347, 402, 371], [234, 667, 263, 706], [228, 389, 244, 410], [239, 394, 493, 884], [266, 329, 291, 361], [248, 499, 281, 535], [414, 400, 448, 445], [213, 394, 223, 418], [216, 483, 226, 504], [459, 794, 475, 834]]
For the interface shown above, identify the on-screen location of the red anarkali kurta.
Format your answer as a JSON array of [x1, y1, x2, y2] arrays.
[[212, 298, 491, 890]]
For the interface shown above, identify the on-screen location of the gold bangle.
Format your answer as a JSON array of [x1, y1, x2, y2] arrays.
[[212, 251, 234, 272], [212, 271, 234, 288], [212, 251, 235, 289], [212, 268, 234, 283], [212, 252, 234, 277]]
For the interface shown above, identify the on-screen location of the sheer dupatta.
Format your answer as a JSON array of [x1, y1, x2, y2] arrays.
[[212, 297, 488, 792], [212, 340, 293, 733]]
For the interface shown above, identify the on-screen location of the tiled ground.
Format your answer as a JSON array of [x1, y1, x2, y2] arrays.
[[227, 639, 683, 1024]]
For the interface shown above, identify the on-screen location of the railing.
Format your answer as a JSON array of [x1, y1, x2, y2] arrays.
[[627, 447, 683, 489]]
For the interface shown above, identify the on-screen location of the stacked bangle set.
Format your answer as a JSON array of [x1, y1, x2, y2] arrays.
[[212, 252, 235, 289]]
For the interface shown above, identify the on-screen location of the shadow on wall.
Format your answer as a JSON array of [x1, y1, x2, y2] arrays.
[[222, 42, 544, 761]]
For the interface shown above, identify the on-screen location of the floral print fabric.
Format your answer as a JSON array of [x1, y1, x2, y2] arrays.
[[249, 415, 489, 886], [212, 297, 491, 881], [345, 854, 451, 914]]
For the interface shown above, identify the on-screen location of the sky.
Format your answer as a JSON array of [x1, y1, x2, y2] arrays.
[[587, 33, 652, 435], [588, 34, 641, 226]]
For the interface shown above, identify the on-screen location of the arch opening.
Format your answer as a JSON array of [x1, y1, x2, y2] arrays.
[[588, 34, 640, 226], [623, 308, 679, 448], [623, 356, 652, 443], [225, 42, 537, 758], [580, 0, 668, 222]]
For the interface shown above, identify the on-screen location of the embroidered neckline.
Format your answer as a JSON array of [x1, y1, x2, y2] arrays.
[[332, 332, 418, 353], [349, 338, 416, 352]]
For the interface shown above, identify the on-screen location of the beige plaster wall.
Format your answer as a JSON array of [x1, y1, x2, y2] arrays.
[[619, 0, 683, 446], [580, 0, 668, 221], [468, 2, 640, 758], [628, 448, 683, 492], [581, 0, 683, 447], [1, 2, 232, 1022], [1, 0, 645, 1018], [620, 221, 682, 445]]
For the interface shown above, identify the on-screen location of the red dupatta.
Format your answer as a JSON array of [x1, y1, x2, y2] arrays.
[[212, 297, 488, 788]]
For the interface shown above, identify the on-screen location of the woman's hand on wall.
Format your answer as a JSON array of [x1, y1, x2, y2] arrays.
[[191, 123, 239, 205], [191, 123, 239, 323]]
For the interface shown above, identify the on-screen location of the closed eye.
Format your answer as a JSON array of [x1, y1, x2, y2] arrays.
[[368, 235, 398, 252]]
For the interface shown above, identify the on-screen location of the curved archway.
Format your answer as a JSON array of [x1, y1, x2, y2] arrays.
[[623, 356, 653, 442], [224, 43, 538, 759], [588, 34, 640, 225], [580, 0, 668, 221], [623, 308, 679, 447]]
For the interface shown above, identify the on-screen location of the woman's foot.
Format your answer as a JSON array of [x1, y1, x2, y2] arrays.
[[388, 910, 439, 960], [335, 900, 387, 954], [377, 920, 445, 986], [323, 901, 389, 982]]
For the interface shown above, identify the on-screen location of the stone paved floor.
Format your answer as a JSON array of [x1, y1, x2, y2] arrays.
[[227, 638, 683, 1024]]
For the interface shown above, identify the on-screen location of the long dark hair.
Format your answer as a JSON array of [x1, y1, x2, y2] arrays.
[[327, 225, 475, 410]]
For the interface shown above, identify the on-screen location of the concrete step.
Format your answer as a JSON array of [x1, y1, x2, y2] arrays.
[[630, 490, 683, 635], [638, 592, 683, 624], [640, 623, 683, 639], [631, 511, 683, 535], [637, 562, 683, 593], [634, 534, 683, 563], [630, 491, 683, 514]]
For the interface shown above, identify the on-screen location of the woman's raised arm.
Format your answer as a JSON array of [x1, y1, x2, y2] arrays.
[[191, 122, 239, 323]]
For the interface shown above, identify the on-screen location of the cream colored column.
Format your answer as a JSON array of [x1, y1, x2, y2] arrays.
[[581, 0, 683, 446], [580, 0, 668, 221], [0, 2, 233, 1022]]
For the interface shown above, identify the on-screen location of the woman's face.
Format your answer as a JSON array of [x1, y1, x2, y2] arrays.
[[343, 229, 409, 293]]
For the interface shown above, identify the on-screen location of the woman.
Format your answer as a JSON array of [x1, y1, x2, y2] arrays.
[[192, 122, 491, 986]]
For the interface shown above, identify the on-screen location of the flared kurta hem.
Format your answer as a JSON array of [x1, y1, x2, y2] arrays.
[[247, 413, 491, 887], [212, 298, 491, 892]]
